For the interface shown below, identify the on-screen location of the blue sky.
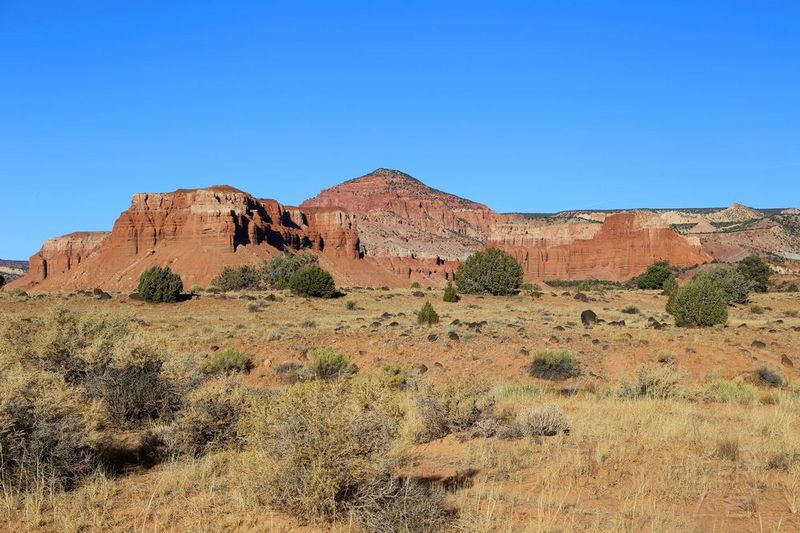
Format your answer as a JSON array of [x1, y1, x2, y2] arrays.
[[1, 1, 799, 259]]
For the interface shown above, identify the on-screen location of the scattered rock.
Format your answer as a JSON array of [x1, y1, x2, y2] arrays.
[[580, 310, 598, 327], [751, 340, 767, 349], [781, 354, 794, 367], [427, 334, 439, 342], [447, 331, 460, 341], [574, 292, 589, 303]]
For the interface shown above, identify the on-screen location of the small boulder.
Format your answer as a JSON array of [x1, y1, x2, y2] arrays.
[[781, 354, 794, 367], [580, 310, 598, 327], [574, 292, 590, 303]]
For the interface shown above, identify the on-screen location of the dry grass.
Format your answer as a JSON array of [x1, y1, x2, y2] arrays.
[[0, 288, 798, 531]]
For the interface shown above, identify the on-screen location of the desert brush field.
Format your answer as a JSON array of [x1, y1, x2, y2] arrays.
[[0, 285, 798, 532]]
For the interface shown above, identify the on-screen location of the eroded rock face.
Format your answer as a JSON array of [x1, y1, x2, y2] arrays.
[[301, 168, 498, 260], [15, 186, 364, 291], [13, 169, 721, 291], [489, 212, 712, 281], [27, 232, 109, 283]]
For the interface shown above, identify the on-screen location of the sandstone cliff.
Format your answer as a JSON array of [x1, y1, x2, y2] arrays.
[[12, 169, 735, 291]]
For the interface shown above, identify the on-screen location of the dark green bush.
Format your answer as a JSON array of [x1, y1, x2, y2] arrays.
[[416, 301, 439, 326], [636, 261, 673, 290], [666, 277, 728, 326], [0, 274, 5, 288], [736, 255, 772, 293], [137, 266, 183, 303], [529, 350, 580, 380], [260, 252, 318, 289], [661, 274, 678, 296], [410, 281, 421, 289], [288, 265, 337, 298], [694, 268, 754, 305], [212, 265, 260, 292], [455, 248, 523, 295], [442, 282, 459, 302]]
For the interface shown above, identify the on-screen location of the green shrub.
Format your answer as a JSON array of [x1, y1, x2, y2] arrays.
[[704, 378, 758, 404], [288, 265, 337, 298], [661, 274, 678, 296], [307, 347, 355, 379], [212, 265, 260, 292], [621, 305, 639, 314], [636, 261, 672, 290], [695, 268, 754, 305], [345, 300, 357, 310], [198, 348, 250, 375], [260, 252, 318, 289], [520, 282, 542, 296], [442, 282, 459, 302], [750, 303, 765, 314], [455, 248, 523, 295], [529, 350, 580, 380], [666, 277, 728, 326], [618, 364, 684, 400], [0, 274, 4, 288], [736, 255, 772, 293], [137, 266, 183, 303], [416, 301, 439, 326], [410, 281, 421, 289]]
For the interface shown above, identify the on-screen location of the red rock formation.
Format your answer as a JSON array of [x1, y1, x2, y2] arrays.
[[14, 186, 363, 291], [27, 232, 109, 283], [489, 212, 711, 281], [302, 168, 497, 260], [12, 170, 718, 291]]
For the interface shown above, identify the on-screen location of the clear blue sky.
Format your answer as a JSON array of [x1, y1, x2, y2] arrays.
[[2, 1, 799, 259]]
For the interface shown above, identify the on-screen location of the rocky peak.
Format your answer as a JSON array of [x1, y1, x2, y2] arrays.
[[708, 203, 763, 223]]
